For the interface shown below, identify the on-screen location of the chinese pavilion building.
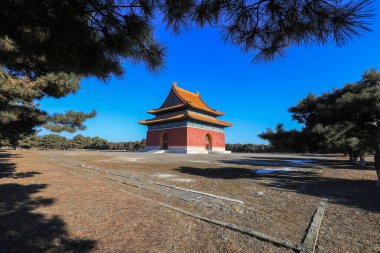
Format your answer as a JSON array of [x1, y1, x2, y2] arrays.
[[139, 83, 232, 154]]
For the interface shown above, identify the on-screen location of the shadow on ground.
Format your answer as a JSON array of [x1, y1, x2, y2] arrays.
[[218, 156, 374, 170], [175, 166, 380, 212], [0, 152, 42, 179], [0, 152, 96, 253]]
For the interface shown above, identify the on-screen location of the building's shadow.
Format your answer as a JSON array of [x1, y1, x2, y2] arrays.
[[175, 166, 380, 212], [0, 152, 96, 253]]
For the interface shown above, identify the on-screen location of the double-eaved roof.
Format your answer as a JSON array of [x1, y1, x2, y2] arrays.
[[139, 83, 232, 127]]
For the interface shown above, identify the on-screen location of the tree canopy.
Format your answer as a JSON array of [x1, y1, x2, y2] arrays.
[[258, 123, 325, 153], [1, 133, 146, 151], [1, 0, 374, 77], [0, 0, 375, 145], [261, 69, 380, 186], [0, 69, 96, 147]]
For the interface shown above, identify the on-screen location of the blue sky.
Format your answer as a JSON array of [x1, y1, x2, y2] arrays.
[[40, 7, 380, 144]]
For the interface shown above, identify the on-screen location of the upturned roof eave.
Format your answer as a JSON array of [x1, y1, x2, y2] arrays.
[[148, 103, 224, 116], [172, 84, 225, 116], [187, 112, 232, 127], [187, 103, 225, 116], [138, 113, 186, 125], [147, 103, 187, 114], [138, 112, 232, 127]]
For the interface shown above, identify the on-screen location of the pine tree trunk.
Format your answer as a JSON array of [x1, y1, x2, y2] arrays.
[[375, 132, 380, 187], [352, 156, 358, 164], [375, 151, 380, 187], [359, 155, 366, 167]]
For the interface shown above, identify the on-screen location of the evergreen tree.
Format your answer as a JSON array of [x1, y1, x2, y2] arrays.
[[0, 69, 96, 147], [312, 123, 371, 163], [89, 137, 108, 149], [259, 123, 325, 153], [18, 134, 40, 149], [0, 0, 373, 74], [0, 0, 374, 143], [73, 134, 93, 149], [39, 134, 71, 149], [289, 69, 380, 186]]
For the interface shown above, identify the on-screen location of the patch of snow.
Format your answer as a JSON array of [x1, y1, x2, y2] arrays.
[[156, 173, 176, 178], [249, 160, 282, 166], [256, 191, 264, 196], [154, 174, 195, 183], [172, 178, 195, 183], [284, 159, 314, 165], [253, 168, 294, 174]]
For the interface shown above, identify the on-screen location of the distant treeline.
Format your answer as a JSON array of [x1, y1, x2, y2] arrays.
[[1, 133, 285, 154], [2, 134, 273, 153], [225, 143, 319, 153], [225, 143, 272, 153], [0, 134, 145, 151]]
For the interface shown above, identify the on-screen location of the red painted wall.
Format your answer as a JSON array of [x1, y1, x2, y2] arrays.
[[186, 127, 225, 148], [146, 126, 225, 148], [145, 127, 187, 147]]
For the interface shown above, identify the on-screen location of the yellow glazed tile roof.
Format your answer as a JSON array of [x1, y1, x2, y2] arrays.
[[147, 103, 186, 114], [187, 111, 232, 127], [139, 111, 232, 127], [149, 83, 224, 116], [138, 113, 186, 125], [173, 84, 224, 115]]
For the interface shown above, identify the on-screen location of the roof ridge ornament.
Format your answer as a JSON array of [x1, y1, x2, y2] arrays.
[[172, 81, 177, 87]]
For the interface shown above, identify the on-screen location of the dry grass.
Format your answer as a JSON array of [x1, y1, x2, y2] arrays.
[[0, 150, 379, 252]]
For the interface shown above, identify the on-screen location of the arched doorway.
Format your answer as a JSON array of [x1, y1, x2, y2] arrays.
[[205, 134, 212, 151], [161, 133, 168, 150]]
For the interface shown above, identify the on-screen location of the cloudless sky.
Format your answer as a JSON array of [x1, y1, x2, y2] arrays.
[[40, 4, 380, 144]]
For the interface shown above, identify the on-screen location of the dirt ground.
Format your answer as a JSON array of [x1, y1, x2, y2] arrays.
[[0, 150, 379, 253]]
